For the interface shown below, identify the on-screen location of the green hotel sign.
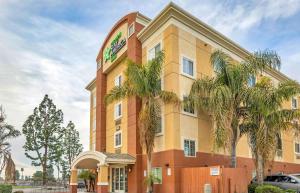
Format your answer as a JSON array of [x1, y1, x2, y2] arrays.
[[104, 32, 126, 63]]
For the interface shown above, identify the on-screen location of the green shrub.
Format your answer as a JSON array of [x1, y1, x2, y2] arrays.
[[0, 184, 12, 193], [255, 185, 284, 193], [285, 190, 296, 193], [248, 183, 259, 193]]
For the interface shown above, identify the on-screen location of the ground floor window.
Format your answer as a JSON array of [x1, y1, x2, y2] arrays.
[[184, 139, 196, 157], [152, 167, 162, 184]]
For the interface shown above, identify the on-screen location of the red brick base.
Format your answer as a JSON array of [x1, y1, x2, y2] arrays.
[[69, 185, 77, 193], [97, 185, 108, 193]]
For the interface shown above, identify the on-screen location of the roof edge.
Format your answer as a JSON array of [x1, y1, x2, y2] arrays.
[[137, 2, 293, 82]]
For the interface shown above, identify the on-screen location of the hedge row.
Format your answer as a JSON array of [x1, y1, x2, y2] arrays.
[[0, 184, 12, 193], [248, 184, 296, 193]]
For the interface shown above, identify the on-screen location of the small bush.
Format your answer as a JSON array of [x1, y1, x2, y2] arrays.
[[248, 183, 259, 193], [285, 190, 296, 193], [255, 185, 284, 193], [0, 184, 12, 193]]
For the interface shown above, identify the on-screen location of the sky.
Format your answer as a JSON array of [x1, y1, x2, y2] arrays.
[[0, 0, 300, 177]]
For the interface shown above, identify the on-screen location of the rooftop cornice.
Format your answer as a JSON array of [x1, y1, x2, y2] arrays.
[[137, 2, 292, 82]]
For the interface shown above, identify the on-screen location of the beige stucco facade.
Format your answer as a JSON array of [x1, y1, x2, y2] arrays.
[[77, 3, 300, 193]]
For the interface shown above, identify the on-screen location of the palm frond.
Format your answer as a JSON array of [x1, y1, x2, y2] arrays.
[[245, 49, 281, 72], [159, 90, 181, 106], [104, 85, 128, 105]]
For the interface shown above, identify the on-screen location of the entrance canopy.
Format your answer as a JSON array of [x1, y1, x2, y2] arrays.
[[71, 151, 136, 169]]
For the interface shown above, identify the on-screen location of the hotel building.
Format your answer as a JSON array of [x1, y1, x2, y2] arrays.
[[70, 3, 300, 193]]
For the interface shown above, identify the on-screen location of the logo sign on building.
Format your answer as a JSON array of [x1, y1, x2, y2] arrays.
[[210, 167, 220, 176], [104, 32, 126, 63]]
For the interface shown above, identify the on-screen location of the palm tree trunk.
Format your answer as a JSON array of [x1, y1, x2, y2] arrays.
[[230, 141, 237, 168], [147, 155, 152, 193], [256, 154, 264, 185]]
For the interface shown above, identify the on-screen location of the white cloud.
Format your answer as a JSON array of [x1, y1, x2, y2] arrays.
[[0, 1, 104, 172]]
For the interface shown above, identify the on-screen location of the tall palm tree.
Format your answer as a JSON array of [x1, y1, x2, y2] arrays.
[[105, 51, 179, 193], [188, 50, 281, 167], [0, 105, 21, 175], [241, 77, 300, 184]]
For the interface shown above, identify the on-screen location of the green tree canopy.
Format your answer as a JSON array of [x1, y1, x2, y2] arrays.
[[188, 50, 282, 167], [22, 94, 64, 185], [241, 77, 300, 184], [61, 121, 83, 181]]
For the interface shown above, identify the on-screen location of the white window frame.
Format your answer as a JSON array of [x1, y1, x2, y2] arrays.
[[128, 23, 135, 38], [147, 41, 162, 61], [155, 106, 164, 136], [292, 97, 298, 109], [147, 41, 164, 90], [248, 75, 256, 87], [295, 140, 300, 154], [182, 137, 197, 157], [114, 74, 122, 87], [182, 94, 196, 117], [181, 55, 196, 79], [114, 130, 122, 148], [152, 167, 162, 184], [114, 102, 122, 120]]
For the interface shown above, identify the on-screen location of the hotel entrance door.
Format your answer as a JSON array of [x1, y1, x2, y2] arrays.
[[111, 167, 127, 193]]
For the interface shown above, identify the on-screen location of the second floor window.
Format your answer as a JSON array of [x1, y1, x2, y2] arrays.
[[292, 97, 298, 109], [156, 114, 162, 135], [114, 131, 122, 148], [182, 57, 194, 77], [184, 139, 196, 157], [114, 102, 122, 120]]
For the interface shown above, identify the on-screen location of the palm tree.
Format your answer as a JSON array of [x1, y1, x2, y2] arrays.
[[105, 51, 179, 193], [188, 50, 281, 167], [0, 105, 21, 175], [241, 77, 300, 184]]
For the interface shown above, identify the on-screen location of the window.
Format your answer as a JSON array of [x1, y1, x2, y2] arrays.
[[276, 134, 282, 150], [151, 167, 162, 184], [295, 142, 300, 154], [156, 114, 162, 135], [248, 75, 256, 87], [148, 43, 161, 61], [183, 96, 195, 115], [292, 97, 298, 109], [114, 131, 122, 148], [115, 74, 122, 87], [183, 139, 196, 157], [114, 102, 122, 120], [182, 57, 194, 77], [128, 23, 135, 37]]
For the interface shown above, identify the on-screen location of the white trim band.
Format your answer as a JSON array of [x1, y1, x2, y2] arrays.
[[97, 182, 109, 186], [70, 183, 78, 185]]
